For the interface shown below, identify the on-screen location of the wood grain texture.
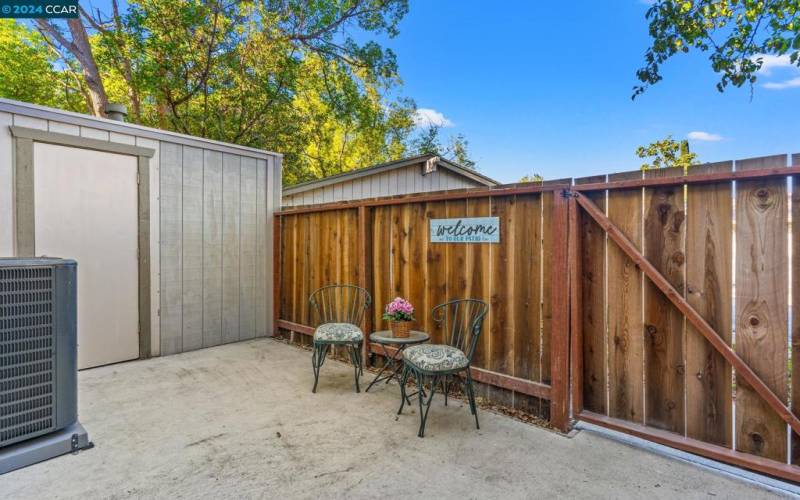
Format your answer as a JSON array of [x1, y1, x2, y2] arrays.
[[643, 166, 686, 434], [466, 197, 492, 399], [574, 175, 607, 414], [489, 196, 515, 406], [685, 161, 733, 447], [372, 206, 391, 331], [513, 194, 543, 414], [606, 170, 644, 423], [425, 201, 448, 342], [735, 155, 788, 462], [540, 191, 553, 385]]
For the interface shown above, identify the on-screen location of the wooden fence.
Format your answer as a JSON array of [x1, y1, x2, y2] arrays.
[[274, 184, 571, 428], [274, 153, 800, 482]]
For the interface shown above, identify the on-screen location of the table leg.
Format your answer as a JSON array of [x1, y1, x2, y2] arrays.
[[365, 344, 406, 393]]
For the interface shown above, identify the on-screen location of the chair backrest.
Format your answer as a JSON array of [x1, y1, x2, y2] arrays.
[[308, 284, 371, 327], [431, 299, 488, 362]]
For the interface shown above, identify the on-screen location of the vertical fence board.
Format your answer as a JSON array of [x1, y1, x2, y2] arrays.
[[643, 166, 686, 434], [426, 202, 448, 341], [541, 192, 553, 386], [685, 161, 733, 447], [280, 215, 296, 326], [489, 196, 515, 406], [467, 197, 492, 398], [606, 171, 644, 423], [203, 151, 223, 347], [372, 207, 392, 332], [735, 155, 789, 462], [407, 204, 428, 338], [513, 194, 543, 413], [575, 176, 607, 415]]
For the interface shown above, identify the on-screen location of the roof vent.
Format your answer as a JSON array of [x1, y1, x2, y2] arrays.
[[105, 103, 127, 122], [423, 156, 439, 175]]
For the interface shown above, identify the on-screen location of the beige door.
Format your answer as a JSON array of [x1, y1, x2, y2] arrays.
[[34, 142, 140, 369]]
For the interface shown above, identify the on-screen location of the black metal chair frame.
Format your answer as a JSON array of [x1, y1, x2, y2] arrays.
[[309, 284, 371, 393], [398, 299, 488, 437]]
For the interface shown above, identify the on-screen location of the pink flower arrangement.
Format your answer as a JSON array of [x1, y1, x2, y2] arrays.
[[383, 297, 415, 322]]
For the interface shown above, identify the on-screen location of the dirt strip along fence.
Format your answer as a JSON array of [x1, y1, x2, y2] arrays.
[[273, 183, 571, 428], [275, 153, 800, 482]]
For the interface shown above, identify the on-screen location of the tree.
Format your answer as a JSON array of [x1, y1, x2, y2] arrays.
[[409, 125, 477, 169], [0, 20, 81, 109], [636, 135, 699, 170], [519, 174, 544, 183], [3, 1, 428, 185], [634, 0, 800, 97]]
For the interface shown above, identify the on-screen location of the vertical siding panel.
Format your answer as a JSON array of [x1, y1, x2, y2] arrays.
[[138, 137, 160, 357], [181, 146, 204, 351], [735, 155, 788, 462], [0, 112, 13, 256], [239, 157, 258, 340], [159, 143, 183, 355], [203, 150, 223, 347], [255, 159, 268, 337], [222, 154, 241, 343]]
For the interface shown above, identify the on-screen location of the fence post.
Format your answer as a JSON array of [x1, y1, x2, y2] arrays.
[[549, 189, 571, 432], [272, 214, 282, 337], [568, 193, 583, 418]]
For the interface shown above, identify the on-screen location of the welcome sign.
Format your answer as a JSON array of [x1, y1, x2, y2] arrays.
[[430, 217, 500, 243]]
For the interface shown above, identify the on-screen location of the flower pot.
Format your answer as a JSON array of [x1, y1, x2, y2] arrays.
[[390, 320, 412, 338]]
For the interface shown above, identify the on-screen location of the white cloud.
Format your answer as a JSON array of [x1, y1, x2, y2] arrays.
[[413, 108, 453, 128], [752, 54, 795, 75], [687, 131, 723, 142], [763, 77, 800, 90]]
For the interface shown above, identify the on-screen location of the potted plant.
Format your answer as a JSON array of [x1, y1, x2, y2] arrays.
[[383, 297, 414, 338]]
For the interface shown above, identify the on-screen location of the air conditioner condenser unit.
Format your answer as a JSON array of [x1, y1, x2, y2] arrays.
[[0, 258, 91, 474]]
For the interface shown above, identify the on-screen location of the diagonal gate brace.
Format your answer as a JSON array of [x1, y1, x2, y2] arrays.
[[573, 190, 800, 437]]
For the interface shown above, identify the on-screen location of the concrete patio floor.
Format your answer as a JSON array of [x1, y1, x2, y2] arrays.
[[1, 339, 791, 499]]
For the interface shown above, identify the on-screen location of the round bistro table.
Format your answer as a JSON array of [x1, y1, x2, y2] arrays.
[[365, 330, 429, 400]]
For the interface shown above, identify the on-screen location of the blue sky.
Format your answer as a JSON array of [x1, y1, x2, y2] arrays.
[[376, 1, 800, 183]]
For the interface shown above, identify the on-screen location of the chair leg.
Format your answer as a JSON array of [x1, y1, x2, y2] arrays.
[[465, 367, 479, 429], [443, 376, 449, 406], [348, 343, 361, 393], [397, 364, 409, 415], [418, 374, 439, 438], [312, 342, 328, 393]]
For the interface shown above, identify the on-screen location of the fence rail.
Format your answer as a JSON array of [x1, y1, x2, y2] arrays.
[[274, 153, 800, 482]]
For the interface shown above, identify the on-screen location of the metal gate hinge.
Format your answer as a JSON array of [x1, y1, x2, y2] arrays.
[[560, 189, 577, 198]]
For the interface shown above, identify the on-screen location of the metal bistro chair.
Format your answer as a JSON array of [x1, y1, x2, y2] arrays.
[[309, 284, 371, 393], [398, 299, 488, 437]]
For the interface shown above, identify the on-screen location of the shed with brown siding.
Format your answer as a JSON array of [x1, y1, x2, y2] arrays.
[[282, 154, 498, 207]]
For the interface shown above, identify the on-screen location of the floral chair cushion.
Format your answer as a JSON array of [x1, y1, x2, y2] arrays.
[[404, 344, 469, 372], [314, 323, 363, 343]]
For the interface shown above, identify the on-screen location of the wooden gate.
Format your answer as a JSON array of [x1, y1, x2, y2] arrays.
[[569, 155, 800, 481]]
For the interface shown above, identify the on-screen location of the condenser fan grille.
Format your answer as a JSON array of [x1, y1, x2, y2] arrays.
[[0, 267, 56, 447]]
